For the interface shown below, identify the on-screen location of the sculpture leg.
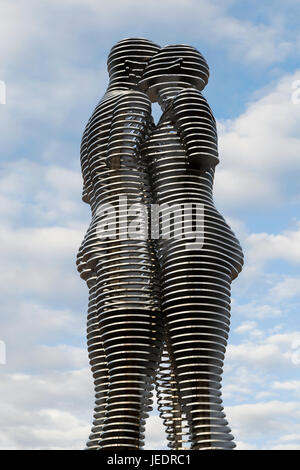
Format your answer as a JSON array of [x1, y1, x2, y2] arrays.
[[85, 276, 109, 450], [162, 247, 236, 450], [98, 309, 161, 449], [95, 244, 163, 449]]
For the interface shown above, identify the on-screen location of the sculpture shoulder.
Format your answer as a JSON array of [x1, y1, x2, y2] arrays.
[[87, 91, 151, 122], [172, 88, 215, 121], [98, 91, 152, 127], [173, 88, 210, 103], [90, 89, 148, 108], [125, 89, 151, 99], [113, 89, 152, 106]]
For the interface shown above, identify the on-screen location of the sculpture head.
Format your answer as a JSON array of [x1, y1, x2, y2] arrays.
[[107, 38, 161, 90], [138, 44, 209, 102]]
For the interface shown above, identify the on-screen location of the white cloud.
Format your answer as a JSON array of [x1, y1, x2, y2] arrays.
[[0, 1, 40, 66], [215, 71, 300, 208], [30, 409, 89, 450], [269, 277, 300, 301], [2, 300, 83, 345], [0, 160, 89, 225], [228, 331, 300, 370], [0, 367, 167, 450], [236, 440, 257, 450], [234, 302, 282, 319], [0, 368, 93, 449], [0, 224, 84, 301], [0, 407, 90, 450], [272, 432, 300, 448], [0, 163, 89, 307], [234, 321, 258, 334], [59, 0, 295, 65], [215, 167, 277, 206], [273, 381, 300, 393], [0, 0, 295, 81], [271, 443, 300, 450], [0, 63, 107, 151], [0, 1, 299, 451], [223, 382, 253, 400], [144, 415, 168, 450], [246, 223, 300, 265], [228, 220, 300, 294], [228, 401, 300, 448]]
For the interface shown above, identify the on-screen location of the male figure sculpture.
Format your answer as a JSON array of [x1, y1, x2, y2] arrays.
[[140, 45, 244, 450], [77, 38, 163, 449]]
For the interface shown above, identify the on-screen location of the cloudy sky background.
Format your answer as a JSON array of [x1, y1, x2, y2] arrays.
[[0, 0, 300, 449]]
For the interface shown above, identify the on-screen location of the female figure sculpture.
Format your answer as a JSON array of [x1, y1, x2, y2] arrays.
[[140, 45, 244, 450]]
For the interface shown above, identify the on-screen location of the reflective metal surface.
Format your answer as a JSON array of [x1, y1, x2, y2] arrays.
[[77, 39, 243, 450]]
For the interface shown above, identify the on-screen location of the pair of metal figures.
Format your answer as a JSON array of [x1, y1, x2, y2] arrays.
[[77, 38, 244, 450]]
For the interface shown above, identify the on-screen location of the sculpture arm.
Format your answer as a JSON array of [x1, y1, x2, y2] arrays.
[[172, 88, 219, 170], [106, 91, 152, 169]]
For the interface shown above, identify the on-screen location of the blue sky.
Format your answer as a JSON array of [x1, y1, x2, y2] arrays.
[[0, 0, 300, 449]]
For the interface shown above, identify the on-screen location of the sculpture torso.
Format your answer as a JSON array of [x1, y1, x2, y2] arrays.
[[143, 93, 244, 282], [77, 89, 157, 288]]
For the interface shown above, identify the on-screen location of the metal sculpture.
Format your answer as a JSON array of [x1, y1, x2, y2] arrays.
[[77, 39, 243, 450], [77, 38, 163, 450]]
